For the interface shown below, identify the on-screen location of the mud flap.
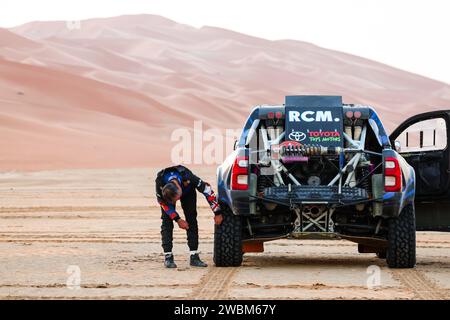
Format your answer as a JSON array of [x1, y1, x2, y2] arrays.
[[372, 174, 384, 217], [242, 241, 264, 253]]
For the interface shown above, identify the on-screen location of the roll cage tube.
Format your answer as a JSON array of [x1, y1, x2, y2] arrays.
[[238, 105, 391, 149]]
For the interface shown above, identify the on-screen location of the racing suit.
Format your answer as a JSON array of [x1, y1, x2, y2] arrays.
[[155, 165, 221, 253]]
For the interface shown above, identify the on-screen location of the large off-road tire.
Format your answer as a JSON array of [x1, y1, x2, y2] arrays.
[[386, 204, 416, 268], [213, 208, 243, 267]]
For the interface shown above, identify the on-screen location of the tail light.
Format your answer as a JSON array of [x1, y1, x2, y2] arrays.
[[384, 157, 402, 192], [231, 156, 249, 190]]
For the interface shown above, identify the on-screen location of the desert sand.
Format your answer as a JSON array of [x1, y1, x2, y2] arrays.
[[1, 15, 450, 170], [0, 167, 449, 300]]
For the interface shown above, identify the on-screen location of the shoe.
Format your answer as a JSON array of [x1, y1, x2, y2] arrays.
[[190, 253, 208, 267], [164, 254, 177, 268]]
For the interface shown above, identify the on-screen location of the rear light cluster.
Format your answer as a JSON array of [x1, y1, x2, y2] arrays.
[[231, 156, 249, 190], [384, 157, 402, 192]]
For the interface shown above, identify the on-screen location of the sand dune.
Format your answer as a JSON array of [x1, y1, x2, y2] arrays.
[[0, 58, 190, 170], [1, 15, 450, 170]]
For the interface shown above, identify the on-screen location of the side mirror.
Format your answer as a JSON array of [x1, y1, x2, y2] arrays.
[[394, 140, 402, 152], [233, 140, 239, 150]]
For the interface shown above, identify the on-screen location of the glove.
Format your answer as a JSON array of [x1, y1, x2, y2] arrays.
[[214, 214, 223, 225]]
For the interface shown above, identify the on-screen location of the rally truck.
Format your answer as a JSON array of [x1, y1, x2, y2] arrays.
[[214, 95, 450, 269]]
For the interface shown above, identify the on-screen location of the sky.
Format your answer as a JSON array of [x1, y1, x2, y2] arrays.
[[1, 0, 449, 84]]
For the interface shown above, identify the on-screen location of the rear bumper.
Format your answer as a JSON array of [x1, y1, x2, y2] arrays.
[[263, 185, 369, 206], [228, 186, 409, 218]]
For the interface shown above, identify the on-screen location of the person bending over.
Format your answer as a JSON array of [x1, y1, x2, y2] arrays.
[[155, 165, 223, 268]]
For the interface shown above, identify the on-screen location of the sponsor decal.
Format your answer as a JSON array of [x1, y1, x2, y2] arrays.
[[307, 129, 341, 143], [288, 130, 306, 142], [285, 96, 344, 147], [288, 110, 341, 123], [287, 129, 341, 143]]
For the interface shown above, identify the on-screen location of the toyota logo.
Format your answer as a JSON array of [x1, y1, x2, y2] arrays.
[[288, 130, 306, 142]]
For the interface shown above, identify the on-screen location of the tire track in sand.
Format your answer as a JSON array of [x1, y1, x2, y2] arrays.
[[193, 267, 238, 300], [392, 269, 446, 300]]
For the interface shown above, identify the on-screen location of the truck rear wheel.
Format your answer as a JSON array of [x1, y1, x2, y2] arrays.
[[213, 207, 243, 267], [386, 204, 416, 268]]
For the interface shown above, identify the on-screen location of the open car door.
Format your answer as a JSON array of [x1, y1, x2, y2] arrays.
[[390, 110, 450, 231]]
